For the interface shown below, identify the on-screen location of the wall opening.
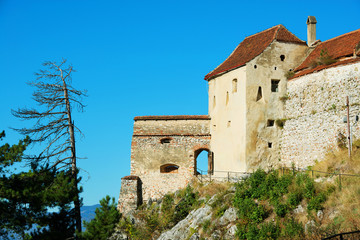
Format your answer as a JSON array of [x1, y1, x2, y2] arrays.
[[271, 80, 280, 92], [160, 164, 179, 173], [256, 86, 262, 101], [254, 65, 257, 69], [267, 120, 275, 127], [232, 79, 238, 93], [194, 149, 213, 175], [226, 91, 229, 105], [160, 138, 172, 144], [213, 96, 216, 108], [280, 55, 285, 61], [268, 142, 272, 148]]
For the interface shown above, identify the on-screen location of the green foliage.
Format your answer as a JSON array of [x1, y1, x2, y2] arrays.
[[275, 119, 287, 129], [287, 190, 303, 208], [285, 70, 295, 79], [282, 218, 305, 239], [79, 196, 121, 240], [201, 219, 211, 233], [309, 49, 337, 68], [118, 185, 200, 239], [307, 192, 326, 211], [238, 222, 280, 240], [234, 197, 267, 223], [274, 203, 289, 217], [0, 131, 81, 239], [174, 185, 198, 223]]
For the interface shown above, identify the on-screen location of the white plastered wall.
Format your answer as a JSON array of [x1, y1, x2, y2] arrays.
[[208, 67, 247, 175]]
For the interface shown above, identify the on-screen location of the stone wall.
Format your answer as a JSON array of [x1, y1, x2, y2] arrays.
[[281, 62, 360, 167], [130, 116, 211, 201], [117, 176, 142, 216]]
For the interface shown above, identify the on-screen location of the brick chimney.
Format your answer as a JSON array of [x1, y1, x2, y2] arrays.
[[307, 16, 317, 47]]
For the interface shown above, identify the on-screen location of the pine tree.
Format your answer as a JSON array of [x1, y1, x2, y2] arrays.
[[79, 196, 121, 240], [0, 131, 81, 239]]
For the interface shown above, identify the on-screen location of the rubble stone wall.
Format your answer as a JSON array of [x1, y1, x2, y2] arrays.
[[130, 116, 211, 201], [281, 62, 360, 167]]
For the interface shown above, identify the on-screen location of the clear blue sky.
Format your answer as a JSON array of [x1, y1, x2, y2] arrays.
[[1, 0, 360, 205]]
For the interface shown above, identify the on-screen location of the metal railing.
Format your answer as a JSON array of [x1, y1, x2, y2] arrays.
[[195, 167, 360, 187], [195, 169, 251, 183], [279, 166, 360, 190], [322, 230, 360, 240]]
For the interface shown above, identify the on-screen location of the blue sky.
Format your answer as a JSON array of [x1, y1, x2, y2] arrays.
[[1, 0, 360, 205]]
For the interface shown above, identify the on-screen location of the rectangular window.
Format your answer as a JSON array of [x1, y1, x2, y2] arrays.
[[232, 79, 237, 93], [271, 80, 280, 92]]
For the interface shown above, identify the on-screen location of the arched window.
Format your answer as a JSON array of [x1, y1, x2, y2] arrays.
[[194, 148, 213, 175], [160, 164, 179, 173]]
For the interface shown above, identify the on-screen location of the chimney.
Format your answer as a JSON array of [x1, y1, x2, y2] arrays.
[[306, 16, 317, 47]]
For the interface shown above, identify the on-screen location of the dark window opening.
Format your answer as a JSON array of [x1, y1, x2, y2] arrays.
[[267, 120, 275, 127], [254, 65, 257, 69], [268, 142, 272, 148], [256, 86, 262, 101], [160, 138, 171, 144], [280, 55, 285, 61], [274, 66, 277, 70], [271, 80, 280, 92], [160, 164, 179, 173]]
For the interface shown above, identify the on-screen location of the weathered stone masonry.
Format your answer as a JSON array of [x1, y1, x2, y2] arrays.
[[281, 62, 360, 167], [130, 115, 211, 201]]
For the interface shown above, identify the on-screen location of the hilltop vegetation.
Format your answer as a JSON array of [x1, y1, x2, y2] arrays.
[[97, 147, 360, 239]]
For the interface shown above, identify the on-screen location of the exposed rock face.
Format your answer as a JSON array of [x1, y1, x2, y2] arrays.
[[218, 207, 237, 226], [157, 205, 212, 240]]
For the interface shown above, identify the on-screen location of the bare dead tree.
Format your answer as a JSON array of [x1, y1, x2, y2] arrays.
[[12, 59, 87, 234]]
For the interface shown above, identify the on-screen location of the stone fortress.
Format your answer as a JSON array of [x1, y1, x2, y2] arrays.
[[118, 16, 360, 214]]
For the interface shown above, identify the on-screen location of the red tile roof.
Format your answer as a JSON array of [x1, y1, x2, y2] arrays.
[[291, 58, 360, 79], [295, 29, 360, 73], [204, 25, 306, 80], [134, 115, 210, 121]]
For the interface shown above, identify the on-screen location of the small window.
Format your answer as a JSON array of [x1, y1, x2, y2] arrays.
[[160, 138, 171, 144], [213, 96, 216, 108], [254, 65, 257, 69], [227, 121, 231, 127], [267, 120, 275, 127], [256, 86, 262, 101], [268, 142, 272, 148], [160, 164, 179, 173], [226, 91, 229, 105], [232, 79, 238, 93], [280, 55, 285, 61], [271, 80, 280, 93], [274, 66, 277, 70]]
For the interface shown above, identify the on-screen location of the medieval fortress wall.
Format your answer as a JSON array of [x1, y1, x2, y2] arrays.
[[130, 116, 210, 201], [281, 62, 360, 167], [118, 18, 360, 214]]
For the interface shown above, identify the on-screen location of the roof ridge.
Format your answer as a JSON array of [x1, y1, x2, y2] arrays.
[[319, 28, 360, 44], [276, 24, 306, 43], [244, 25, 281, 40]]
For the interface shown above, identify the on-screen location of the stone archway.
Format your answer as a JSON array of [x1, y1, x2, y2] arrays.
[[194, 148, 213, 175]]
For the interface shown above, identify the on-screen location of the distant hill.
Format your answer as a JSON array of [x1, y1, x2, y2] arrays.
[[81, 204, 100, 223]]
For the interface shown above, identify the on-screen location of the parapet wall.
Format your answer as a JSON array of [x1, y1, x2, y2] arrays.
[[130, 115, 211, 201], [281, 62, 360, 167]]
